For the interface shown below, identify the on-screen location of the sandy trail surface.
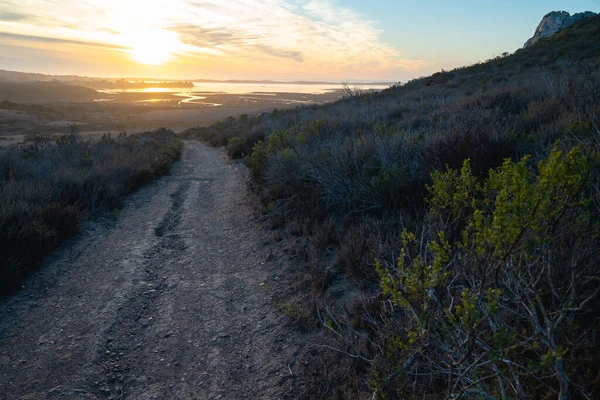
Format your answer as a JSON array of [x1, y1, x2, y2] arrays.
[[0, 142, 298, 399]]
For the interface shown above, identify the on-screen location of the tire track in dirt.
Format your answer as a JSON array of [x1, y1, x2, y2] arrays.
[[0, 142, 299, 400], [95, 181, 192, 397]]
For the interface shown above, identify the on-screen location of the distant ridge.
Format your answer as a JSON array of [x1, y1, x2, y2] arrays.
[[0, 81, 99, 101], [0, 69, 88, 83], [0, 69, 187, 83]]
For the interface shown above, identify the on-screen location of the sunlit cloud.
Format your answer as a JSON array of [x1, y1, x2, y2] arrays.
[[0, 0, 425, 79], [0, 11, 29, 21], [0, 31, 127, 49]]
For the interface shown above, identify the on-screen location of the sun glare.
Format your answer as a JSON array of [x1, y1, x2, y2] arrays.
[[124, 28, 180, 65]]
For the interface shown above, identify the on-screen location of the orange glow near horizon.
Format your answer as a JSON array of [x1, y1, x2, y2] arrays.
[[0, 0, 431, 80]]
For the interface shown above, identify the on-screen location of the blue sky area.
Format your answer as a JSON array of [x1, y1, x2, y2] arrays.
[[347, 0, 599, 70]]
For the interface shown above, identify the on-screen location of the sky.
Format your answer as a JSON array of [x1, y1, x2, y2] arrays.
[[0, 0, 597, 81]]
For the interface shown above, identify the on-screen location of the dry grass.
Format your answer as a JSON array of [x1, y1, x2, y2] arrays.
[[0, 129, 182, 292]]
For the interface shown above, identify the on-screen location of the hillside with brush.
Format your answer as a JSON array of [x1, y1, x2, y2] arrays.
[[0, 81, 101, 102], [184, 14, 600, 399]]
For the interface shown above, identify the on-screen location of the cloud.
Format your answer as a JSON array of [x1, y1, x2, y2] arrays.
[[174, 25, 257, 48], [0, 0, 425, 78], [253, 44, 304, 62], [173, 25, 303, 62], [173, 0, 424, 73], [0, 31, 127, 49], [302, 0, 358, 23], [0, 11, 29, 21]]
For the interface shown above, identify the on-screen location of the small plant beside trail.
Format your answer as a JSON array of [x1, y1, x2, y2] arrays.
[[0, 129, 182, 292]]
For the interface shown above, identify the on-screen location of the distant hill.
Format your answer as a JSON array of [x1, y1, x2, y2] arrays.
[[392, 12, 600, 90], [0, 81, 100, 101], [0, 69, 89, 83]]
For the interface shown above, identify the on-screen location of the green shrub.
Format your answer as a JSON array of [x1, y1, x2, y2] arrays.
[[250, 140, 268, 178], [373, 146, 600, 399], [226, 137, 248, 159]]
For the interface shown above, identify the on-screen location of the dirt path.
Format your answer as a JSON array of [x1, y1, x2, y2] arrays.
[[0, 142, 299, 399]]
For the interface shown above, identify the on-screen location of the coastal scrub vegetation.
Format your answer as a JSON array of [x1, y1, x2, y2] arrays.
[[371, 147, 599, 398], [184, 15, 600, 399], [0, 129, 182, 292]]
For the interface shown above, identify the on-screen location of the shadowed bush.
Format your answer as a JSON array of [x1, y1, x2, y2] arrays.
[[0, 129, 182, 292]]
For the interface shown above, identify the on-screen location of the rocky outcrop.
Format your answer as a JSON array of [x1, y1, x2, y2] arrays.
[[524, 11, 596, 48]]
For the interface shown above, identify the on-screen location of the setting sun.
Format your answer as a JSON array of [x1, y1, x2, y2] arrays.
[[124, 28, 181, 65]]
